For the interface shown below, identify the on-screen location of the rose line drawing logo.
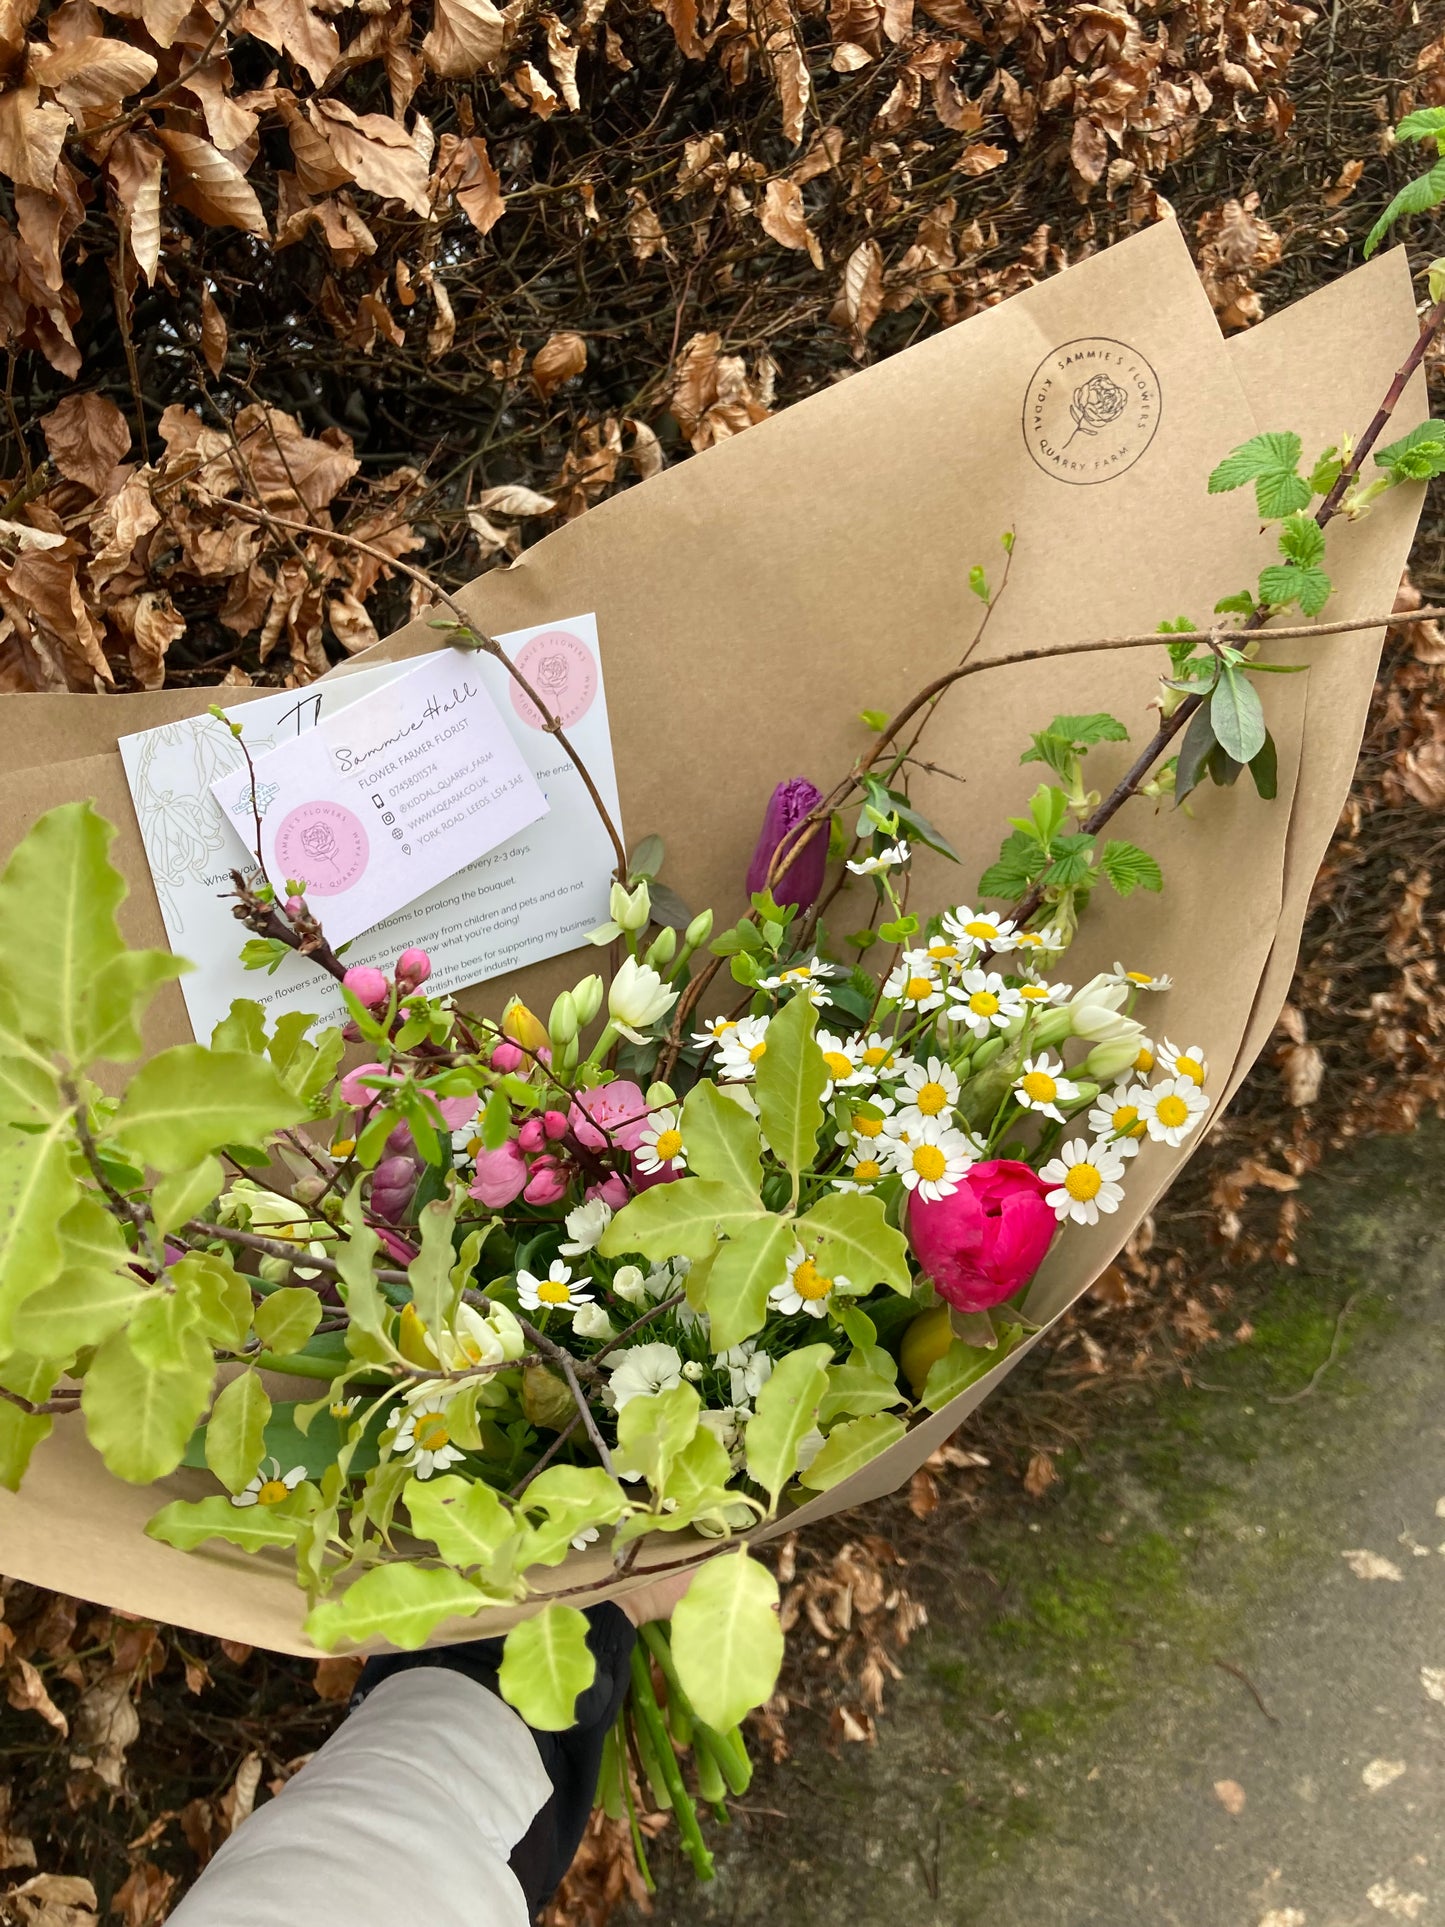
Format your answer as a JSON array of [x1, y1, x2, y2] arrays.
[[1022, 338, 1162, 485], [510, 629, 598, 731], [273, 800, 370, 897]]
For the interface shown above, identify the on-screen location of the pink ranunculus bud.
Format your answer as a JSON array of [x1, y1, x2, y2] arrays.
[[542, 1109, 569, 1141], [469, 1140, 528, 1208], [906, 1159, 1058, 1314], [371, 1153, 420, 1223], [569, 1080, 651, 1153], [518, 1117, 547, 1154], [285, 895, 306, 920], [339, 1062, 390, 1109], [343, 965, 390, 1010], [396, 947, 432, 990], [586, 1174, 630, 1209], [490, 1040, 526, 1074], [745, 777, 828, 909], [523, 1156, 569, 1206]]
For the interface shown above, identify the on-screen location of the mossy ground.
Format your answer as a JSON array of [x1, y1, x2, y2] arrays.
[[636, 1127, 1445, 1925]]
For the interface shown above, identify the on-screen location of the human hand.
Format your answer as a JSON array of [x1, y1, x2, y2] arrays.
[[617, 1565, 695, 1627]]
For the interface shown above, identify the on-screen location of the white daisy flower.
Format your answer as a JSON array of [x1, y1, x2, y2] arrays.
[[890, 1117, 980, 1201], [450, 1109, 483, 1166], [1039, 1138, 1127, 1226], [570, 1524, 601, 1550], [635, 1107, 687, 1177], [833, 1147, 888, 1192], [560, 1198, 613, 1256], [1160, 1038, 1208, 1087], [691, 1015, 739, 1053], [719, 1339, 774, 1405], [1131, 1035, 1158, 1078], [1136, 1075, 1210, 1146], [606, 1341, 684, 1410], [816, 1029, 866, 1094], [1114, 961, 1173, 993], [883, 951, 945, 1016], [1086, 1081, 1150, 1156], [850, 1032, 914, 1084], [329, 1395, 358, 1420], [715, 1014, 771, 1081], [1012, 926, 1068, 959], [1013, 1052, 1080, 1124], [770, 1244, 849, 1319], [516, 1261, 595, 1316], [943, 904, 1018, 955], [894, 1056, 961, 1134], [231, 1457, 305, 1508], [919, 933, 967, 972], [834, 1092, 897, 1150], [846, 840, 910, 875], [949, 968, 1024, 1039], [759, 957, 839, 1007], [1016, 978, 1071, 1009], [393, 1397, 467, 1479]]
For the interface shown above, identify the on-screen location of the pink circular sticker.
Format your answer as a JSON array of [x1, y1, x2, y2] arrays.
[[274, 801, 369, 897], [510, 629, 597, 731]]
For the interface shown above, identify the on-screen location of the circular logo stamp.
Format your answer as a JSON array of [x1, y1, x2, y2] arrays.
[[1022, 338, 1162, 485], [510, 629, 598, 731], [274, 800, 369, 897]]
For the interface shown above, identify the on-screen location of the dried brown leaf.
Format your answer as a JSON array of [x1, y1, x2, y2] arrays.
[[957, 139, 1008, 176], [307, 99, 430, 216], [312, 1654, 364, 1702], [6, 1655, 69, 1735], [238, 0, 340, 88], [1023, 1450, 1059, 1498], [422, 0, 505, 78], [759, 176, 809, 249], [837, 237, 884, 340], [0, 84, 70, 191], [155, 129, 268, 237], [199, 284, 228, 378], [532, 330, 587, 399], [70, 1671, 140, 1788], [41, 393, 130, 494], [107, 132, 163, 283], [474, 484, 557, 516], [30, 34, 156, 114], [109, 1863, 174, 1927]]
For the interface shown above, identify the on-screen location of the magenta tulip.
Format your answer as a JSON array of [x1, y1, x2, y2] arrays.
[[469, 1140, 528, 1208], [906, 1159, 1057, 1314], [745, 778, 828, 909]]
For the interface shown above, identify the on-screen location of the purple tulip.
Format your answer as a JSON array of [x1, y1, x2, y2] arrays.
[[372, 1153, 420, 1223], [746, 778, 827, 909], [906, 1160, 1057, 1314]]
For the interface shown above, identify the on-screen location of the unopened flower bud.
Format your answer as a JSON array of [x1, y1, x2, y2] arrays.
[[490, 1039, 525, 1074], [645, 925, 677, 969], [610, 879, 651, 932], [343, 965, 390, 1011], [646, 1080, 676, 1108], [684, 908, 714, 950], [549, 991, 579, 1047], [502, 997, 549, 1054], [571, 975, 604, 1026], [284, 896, 306, 920], [1084, 1035, 1146, 1081], [746, 778, 827, 910], [396, 947, 431, 991]]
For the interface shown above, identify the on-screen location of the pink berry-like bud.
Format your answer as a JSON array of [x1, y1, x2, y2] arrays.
[[343, 965, 390, 1010], [396, 947, 432, 990], [518, 1117, 546, 1154], [542, 1109, 569, 1141], [523, 1157, 569, 1206], [285, 895, 306, 919], [490, 1040, 525, 1073]]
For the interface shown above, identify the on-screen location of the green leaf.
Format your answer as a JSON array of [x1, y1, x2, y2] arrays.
[[628, 833, 665, 881], [744, 1344, 831, 1509], [172, 1251, 253, 1349], [146, 1491, 308, 1554], [1174, 702, 1219, 804], [0, 1120, 77, 1353], [598, 1178, 765, 1265], [1022, 713, 1128, 768], [799, 1412, 907, 1491], [306, 1562, 487, 1652], [0, 1401, 51, 1490], [112, 1046, 305, 1173], [1210, 667, 1268, 764], [0, 802, 125, 1067], [920, 1327, 1021, 1411], [81, 1329, 214, 1482], [1307, 445, 1344, 497], [671, 1549, 783, 1732], [407, 1189, 464, 1340], [858, 708, 888, 732], [1043, 832, 1095, 889], [977, 832, 1047, 900], [151, 1157, 224, 1238], [404, 1473, 520, 1576], [1258, 561, 1331, 618], [1375, 419, 1445, 483], [1206, 431, 1309, 518], [679, 1081, 762, 1196], [253, 1286, 323, 1355], [85, 952, 189, 1066], [1277, 513, 1326, 569], [211, 1000, 268, 1053], [1249, 730, 1279, 801], [794, 1191, 911, 1294], [704, 1215, 795, 1352], [1098, 840, 1163, 897], [499, 1603, 597, 1730], [10, 1265, 147, 1359], [204, 1369, 272, 1494], [1213, 590, 1256, 618], [1254, 464, 1315, 520], [1365, 152, 1445, 257], [817, 1357, 904, 1428], [752, 992, 826, 1185], [613, 1382, 700, 1492], [968, 563, 989, 601], [336, 1188, 389, 1348], [518, 1466, 632, 1567], [481, 1088, 511, 1152], [1396, 106, 1445, 140]]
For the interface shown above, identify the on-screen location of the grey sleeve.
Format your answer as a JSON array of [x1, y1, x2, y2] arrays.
[[167, 1668, 554, 1927]]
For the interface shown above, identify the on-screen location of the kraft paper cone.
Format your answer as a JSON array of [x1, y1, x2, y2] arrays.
[[0, 232, 1425, 1654]]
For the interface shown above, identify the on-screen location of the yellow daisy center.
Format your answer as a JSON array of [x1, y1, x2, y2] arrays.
[[331, 1137, 356, 1158], [1064, 1163, 1102, 1201], [537, 1278, 573, 1305], [1020, 985, 1050, 1001], [853, 1112, 884, 1138], [968, 991, 1000, 1017], [414, 1414, 451, 1453], [654, 1127, 683, 1161], [912, 1144, 947, 1183], [914, 1080, 949, 1116], [852, 1158, 882, 1183], [1135, 1045, 1155, 1073], [862, 1045, 892, 1068], [713, 1020, 737, 1037], [256, 1478, 290, 1505], [963, 919, 997, 940], [1155, 1093, 1190, 1129], [905, 975, 934, 1003], [1112, 1104, 1143, 1137], [792, 1258, 833, 1301], [329, 1400, 353, 1418], [1175, 1055, 1204, 1086], [1125, 971, 1154, 986], [467, 1135, 484, 1157], [822, 1051, 853, 1080], [748, 1039, 768, 1064], [1021, 1070, 1057, 1104], [1016, 933, 1043, 949], [929, 942, 959, 961]]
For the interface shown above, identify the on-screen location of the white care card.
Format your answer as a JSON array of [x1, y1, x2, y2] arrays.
[[211, 651, 550, 947], [118, 613, 622, 1042]]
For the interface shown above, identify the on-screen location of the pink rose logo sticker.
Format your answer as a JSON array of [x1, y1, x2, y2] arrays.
[[275, 801, 369, 896]]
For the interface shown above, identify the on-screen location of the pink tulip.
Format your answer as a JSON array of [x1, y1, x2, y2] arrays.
[[396, 947, 432, 990], [586, 1175, 630, 1209], [906, 1159, 1057, 1314], [570, 1081, 651, 1153], [339, 1062, 392, 1109], [343, 965, 390, 1010], [469, 1140, 528, 1208], [490, 1040, 525, 1073], [523, 1156, 569, 1205]]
